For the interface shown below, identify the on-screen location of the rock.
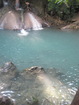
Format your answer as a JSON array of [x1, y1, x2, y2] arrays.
[[0, 62, 16, 73], [0, 11, 21, 30], [42, 99, 55, 105], [71, 89, 79, 105], [25, 97, 39, 105], [61, 21, 79, 31], [0, 95, 14, 105], [0, 6, 10, 19], [24, 66, 45, 75]]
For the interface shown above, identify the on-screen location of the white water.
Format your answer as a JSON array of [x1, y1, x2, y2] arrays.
[[18, 29, 28, 36], [28, 13, 43, 30], [3, 0, 8, 6], [0, 17, 7, 29]]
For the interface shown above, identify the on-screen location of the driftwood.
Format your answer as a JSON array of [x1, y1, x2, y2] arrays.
[[71, 89, 79, 105]]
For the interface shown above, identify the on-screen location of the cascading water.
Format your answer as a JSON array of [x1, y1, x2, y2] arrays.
[[0, 16, 8, 29], [28, 13, 43, 30], [18, 9, 29, 36], [0, 10, 48, 30], [0, 20, 4, 29]]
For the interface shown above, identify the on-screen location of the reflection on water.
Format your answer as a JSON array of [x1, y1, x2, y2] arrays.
[[0, 28, 79, 104]]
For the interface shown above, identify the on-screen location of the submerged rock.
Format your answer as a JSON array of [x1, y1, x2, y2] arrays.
[[0, 95, 15, 105], [71, 89, 79, 105], [24, 66, 45, 75], [0, 63, 74, 105], [24, 97, 39, 105], [0, 62, 16, 74]]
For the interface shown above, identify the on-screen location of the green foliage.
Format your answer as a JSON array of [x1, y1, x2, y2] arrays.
[[48, 0, 79, 20]]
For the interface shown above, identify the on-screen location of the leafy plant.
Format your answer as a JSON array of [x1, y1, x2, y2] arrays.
[[48, 0, 79, 20]]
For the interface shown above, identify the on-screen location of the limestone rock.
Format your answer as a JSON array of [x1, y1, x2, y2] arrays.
[[71, 89, 79, 105], [24, 66, 45, 75], [0, 95, 14, 105], [61, 21, 79, 31], [24, 97, 39, 105], [0, 11, 21, 30], [0, 62, 16, 73]]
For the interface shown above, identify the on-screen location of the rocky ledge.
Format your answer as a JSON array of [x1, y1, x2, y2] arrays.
[[61, 13, 79, 31], [61, 21, 79, 31], [0, 62, 75, 105]]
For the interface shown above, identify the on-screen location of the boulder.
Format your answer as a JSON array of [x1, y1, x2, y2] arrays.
[[24, 66, 45, 75], [0, 62, 16, 73], [0, 11, 21, 30], [0, 95, 14, 105], [71, 89, 79, 105], [23, 97, 39, 105], [61, 21, 79, 31]]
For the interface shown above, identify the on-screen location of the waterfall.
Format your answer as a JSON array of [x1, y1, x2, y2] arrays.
[[0, 21, 4, 29], [0, 17, 7, 29], [28, 13, 43, 30], [18, 10, 28, 36], [0, 10, 48, 30]]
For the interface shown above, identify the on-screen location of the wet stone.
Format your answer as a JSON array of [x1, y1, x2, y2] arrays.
[[25, 97, 39, 105], [42, 99, 55, 105], [0, 95, 15, 105], [24, 66, 45, 75], [0, 62, 16, 73]]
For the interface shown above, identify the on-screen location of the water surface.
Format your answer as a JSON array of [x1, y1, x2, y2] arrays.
[[0, 28, 79, 104]]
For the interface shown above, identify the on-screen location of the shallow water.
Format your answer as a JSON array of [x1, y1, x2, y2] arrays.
[[0, 28, 79, 104]]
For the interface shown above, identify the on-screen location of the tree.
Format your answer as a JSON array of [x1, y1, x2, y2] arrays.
[[48, 0, 79, 20]]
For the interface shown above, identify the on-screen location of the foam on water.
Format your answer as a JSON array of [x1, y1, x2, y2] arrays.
[[18, 29, 28, 36]]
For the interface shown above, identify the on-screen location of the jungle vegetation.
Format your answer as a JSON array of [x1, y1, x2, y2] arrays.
[[48, 0, 79, 20]]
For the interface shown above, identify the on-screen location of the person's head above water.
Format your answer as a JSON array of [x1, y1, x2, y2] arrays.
[[0, 96, 14, 105]]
